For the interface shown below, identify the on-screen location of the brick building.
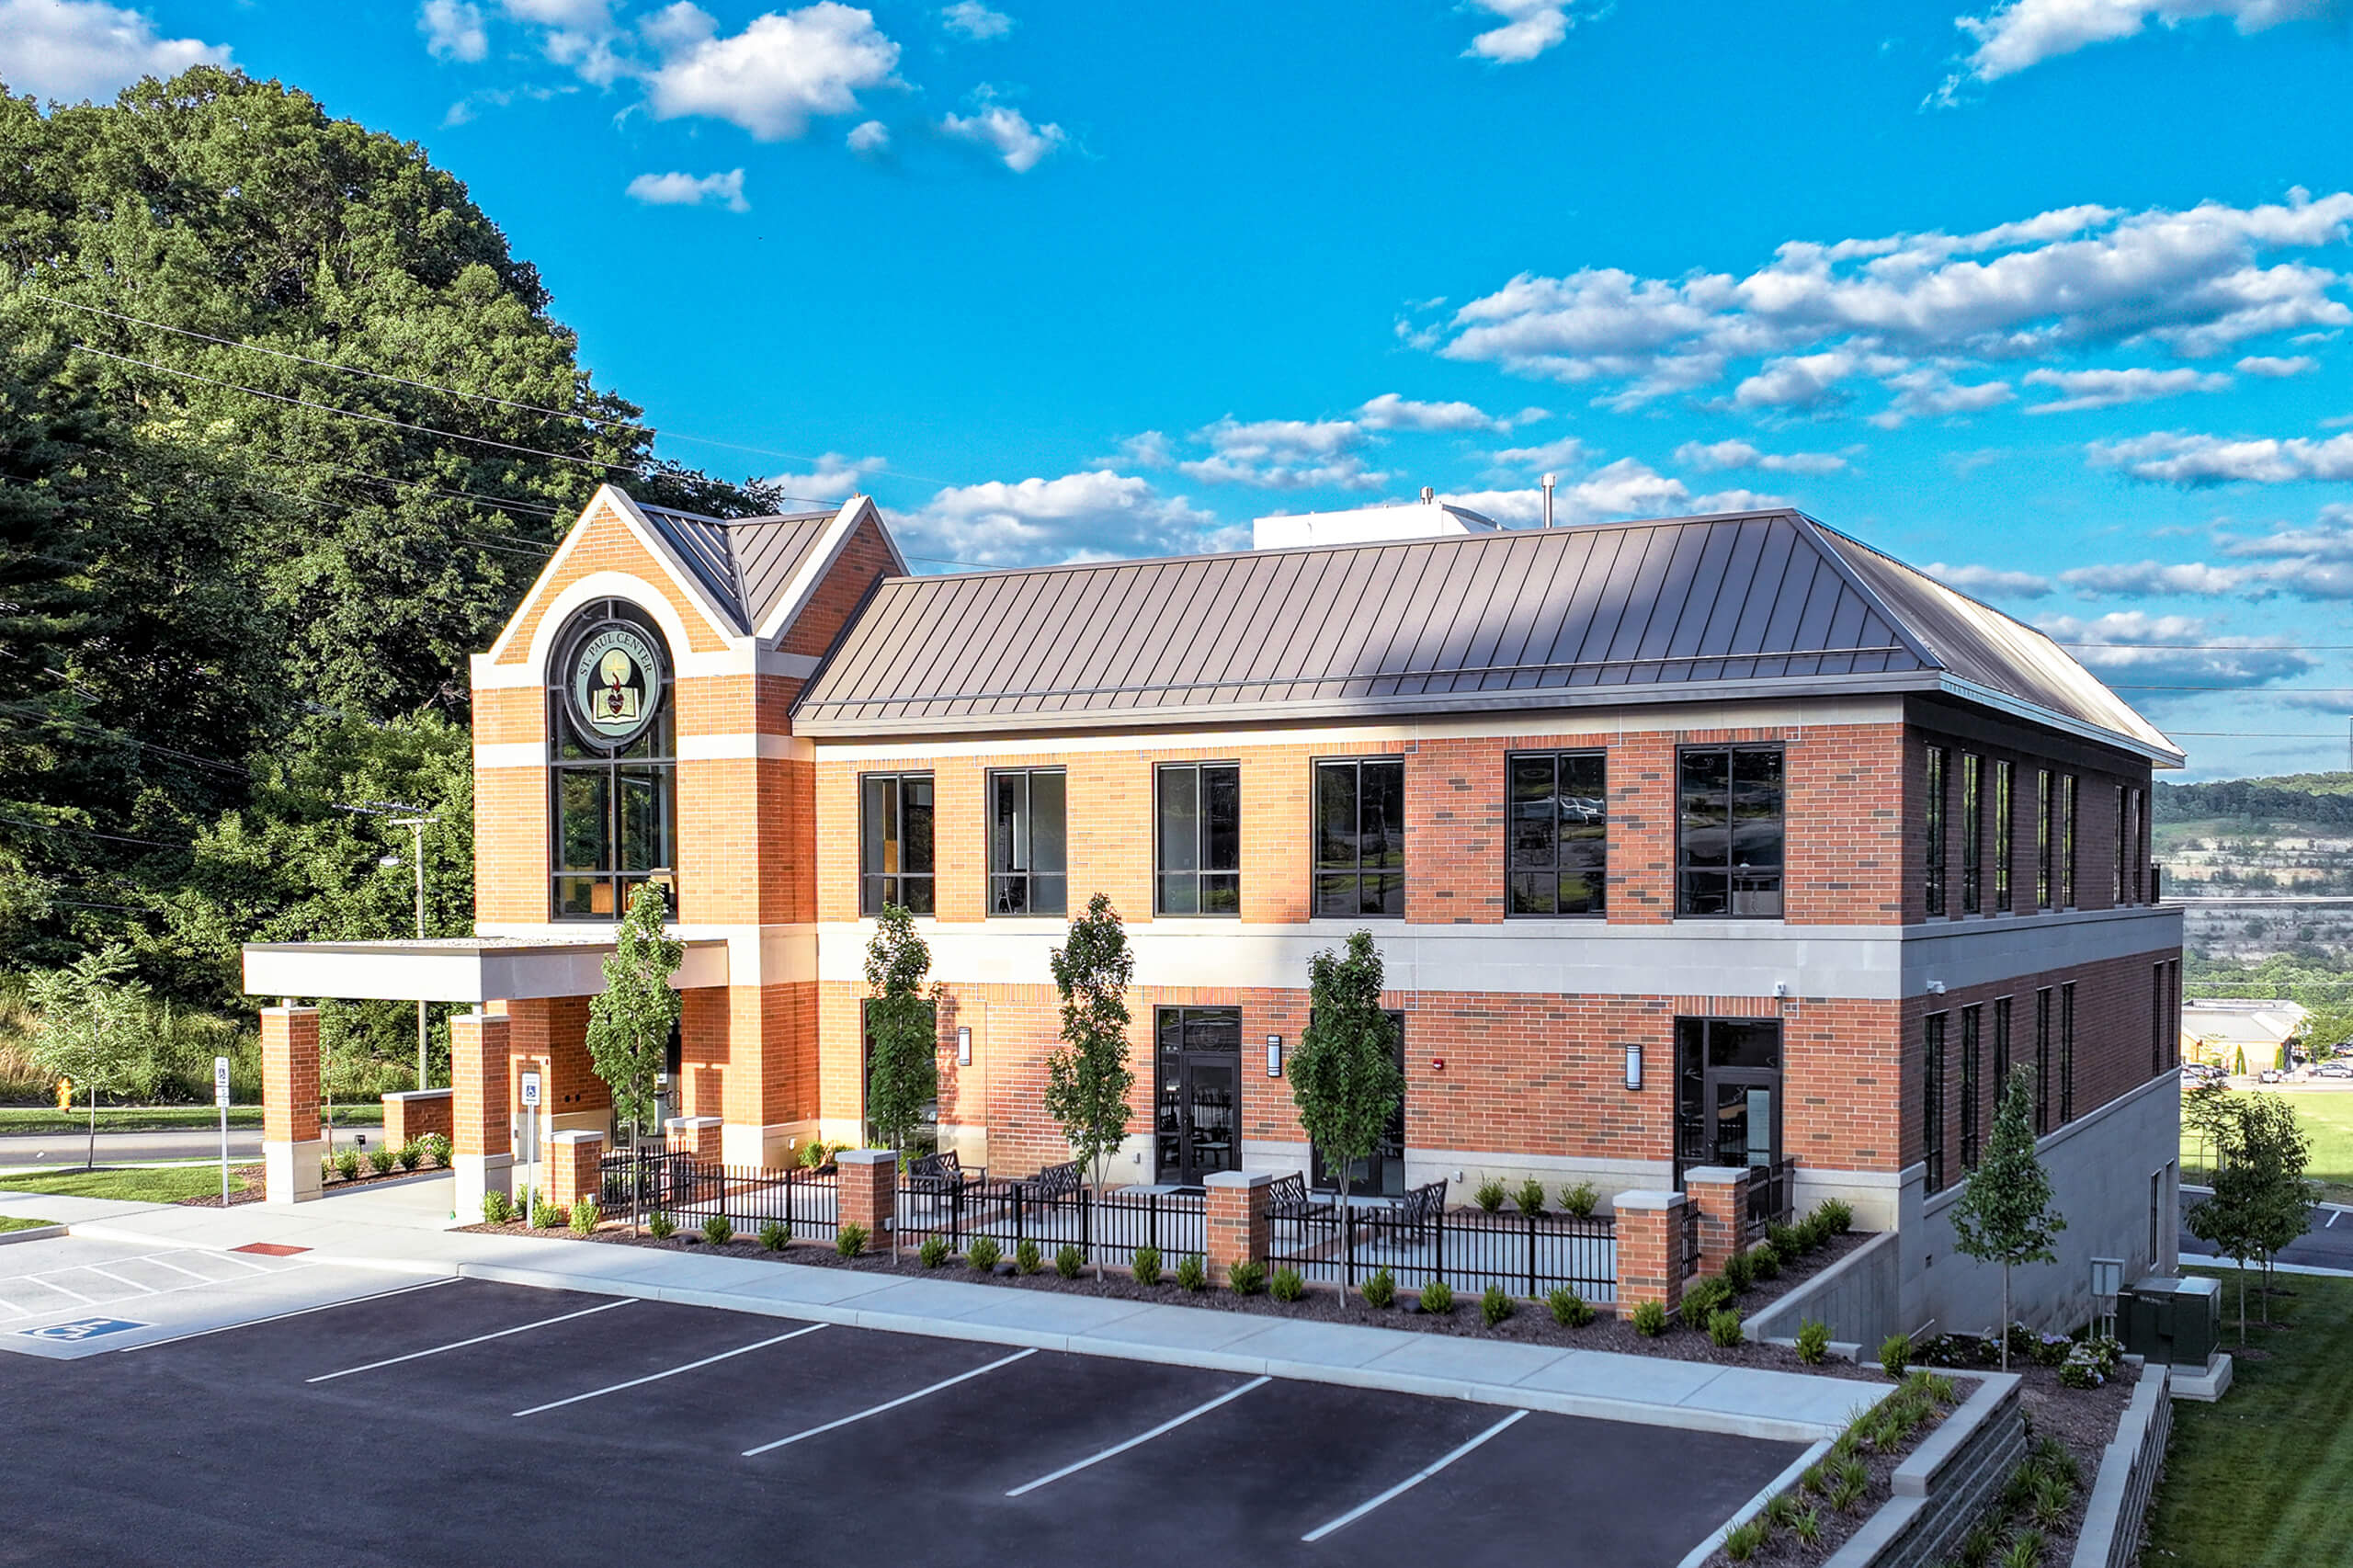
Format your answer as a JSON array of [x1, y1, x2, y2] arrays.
[[245, 484, 2184, 1335]]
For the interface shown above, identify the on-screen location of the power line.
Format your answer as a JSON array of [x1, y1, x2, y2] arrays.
[[0, 701, 253, 777], [2065, 642, 2353, 652], [0, 814, 196, 851]]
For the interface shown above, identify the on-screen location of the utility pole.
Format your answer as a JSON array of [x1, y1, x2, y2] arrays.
[[338, 800, 439, 1090]]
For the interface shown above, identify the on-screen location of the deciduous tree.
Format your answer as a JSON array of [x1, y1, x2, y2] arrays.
[[1044, 893, 1135, 1280], [1290, 931, 1404, 1284], [584, 882, 682, 1233], [1949, 1069, 2066, 1368]]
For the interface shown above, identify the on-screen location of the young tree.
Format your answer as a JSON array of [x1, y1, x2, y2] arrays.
[[2188, 1119, 2268, 1344], [863, 904, 940, 1164], [2240, 1094, 2316, 1326], [1044, 893, 1136, 1283], [584, 882, 683, 1234], [2181, 1080, 2239, 1181], [27, 945, 153, 1167], [1289, 931, 1404, 1286], [1948, 1069, 2066, 1369]]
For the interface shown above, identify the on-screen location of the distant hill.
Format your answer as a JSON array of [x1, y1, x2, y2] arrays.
[[2157, 772, 2353, 825], [2155, 772, 2353, 962]]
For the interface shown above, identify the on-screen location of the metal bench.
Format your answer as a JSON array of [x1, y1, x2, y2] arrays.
[[974, 1159, 1080, 1208], [1267, 1173, 1335, 1222], [1358, 1179, 1448, 1247], [904, 1150, 979, 1212]]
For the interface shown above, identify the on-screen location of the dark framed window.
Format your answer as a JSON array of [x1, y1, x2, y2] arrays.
[[2168, 960, 2181, 1067], [1677, 745, 1785, 917], [1313, 757, 1404, 918], [549, 599, 676, 921], [1154, 1006, 1243, 1185], [1924, 746, 1948, 917], [1156, 762, 1240, 915], [1993, 994, 2013, 1105], [1994, 761, 2014, 912], [2036, 769, 2052, 909], [1507, 750, 1608, 916], [1961, 754, 1983, 915], [1924, 1012, 1948, 1194], [860, 772, 935, 915], [2060, 775, 2077, 908], [2034, 987, 2052, 1135], [2152, 961, 2167, 1076], [1672, 1016, 1782, 1186], [2131, 787, 2147, 903], [2114, 783, 2127, 903], [1960, 1005, 1983, 1171], [987, 767, 1066, 916], [2061, 982, 2077, 1124]]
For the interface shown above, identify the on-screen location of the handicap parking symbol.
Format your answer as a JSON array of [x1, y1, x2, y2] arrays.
[[19, 1317, 147, 1343]]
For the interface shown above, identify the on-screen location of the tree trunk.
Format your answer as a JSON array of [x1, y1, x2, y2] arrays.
[[85, 1085, 96, 1171], [1999, 1263, 2011, 1371], [2236, 1258, 2247, 1345], [1092, 1154, 1105, 1284], [630, 1110, 642, 1238]]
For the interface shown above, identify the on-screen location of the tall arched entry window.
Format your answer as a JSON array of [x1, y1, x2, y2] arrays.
[[548, 599, 676, 919]]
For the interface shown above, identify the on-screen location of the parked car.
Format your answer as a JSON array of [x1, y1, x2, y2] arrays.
[[2258, 1067, 2284, 1085], [2317, 1062, 2352, 1080]]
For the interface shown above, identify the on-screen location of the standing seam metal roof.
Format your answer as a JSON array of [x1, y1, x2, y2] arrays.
[[636, 504, 839, 634]]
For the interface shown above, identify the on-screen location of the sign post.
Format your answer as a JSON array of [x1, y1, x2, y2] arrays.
[[213, 1055, 232, 1209], [519, 1069, 542, 1221]]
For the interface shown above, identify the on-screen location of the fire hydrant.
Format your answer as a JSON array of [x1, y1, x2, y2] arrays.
[[55, 1077, 73, 1111]]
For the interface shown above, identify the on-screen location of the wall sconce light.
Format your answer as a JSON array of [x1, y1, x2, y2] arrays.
[[1624, 1043, 1643, 1091], [1926, 980, 1947, 995], [1265, 1034, 1282, 1078], [956, 1026, 972, 1067]]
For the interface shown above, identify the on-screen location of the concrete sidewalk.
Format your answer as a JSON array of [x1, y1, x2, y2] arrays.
[[0, 1176, 1876, 1443]]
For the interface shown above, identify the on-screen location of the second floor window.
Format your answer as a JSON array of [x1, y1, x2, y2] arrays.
[[989, 768, 1066, 916], [2036, 769, 2053, 909], [1313, 757, 1404, 917], [1924, 746, 1948, 917], [1924, 1011, 1948, 1194], [1677, 745, 1784, 917], [1994, 760, 2014, 912], [1507, 750, 1607, 916], [1961, 754, 1982, 915], [2060, 774, 2076, 908], [860, 771, 935, 915], [1157, 762, 1240, 915]]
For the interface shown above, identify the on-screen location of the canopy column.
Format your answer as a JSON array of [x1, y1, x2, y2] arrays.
[[260, 1004, 323, 1205], [451, 1009, 513, 1214]]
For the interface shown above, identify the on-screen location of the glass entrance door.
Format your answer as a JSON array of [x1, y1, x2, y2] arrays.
[[1155, 1006, 1243, 1187], [1710, 1074, 1777, 1171], [1674, 1017, 1783, 1189]]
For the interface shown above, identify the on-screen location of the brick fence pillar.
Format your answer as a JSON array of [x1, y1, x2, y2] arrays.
[[836, 1149, 896, 1252], [1203, 1170, 1273, 1285], [450, 1009, 513, 1216], [548, 1130, 605, 1217], [1611, 1190, 1688, 1317], [381, 1088, 454, 1151], [665, 1115, 724, 1166], [260, 1005, 323, 1205], [1684, 1165, 1755, 1278]]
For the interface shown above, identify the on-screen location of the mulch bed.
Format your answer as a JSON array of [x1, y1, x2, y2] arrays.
[[173, 1164, 267, 1207]]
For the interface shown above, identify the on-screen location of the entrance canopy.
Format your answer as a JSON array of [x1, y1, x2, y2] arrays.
[[242, 936, 727, 1002]]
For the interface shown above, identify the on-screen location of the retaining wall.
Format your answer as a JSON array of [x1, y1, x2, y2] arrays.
[[1749, 1230, 1902, 1352], [2068, 1360, 2172, 1568], [1822, 1372, 2025, 1568]]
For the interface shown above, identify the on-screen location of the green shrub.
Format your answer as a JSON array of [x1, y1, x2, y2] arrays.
[[1828, 1473, 1866, 1513], [570, 1198, 602, 1236], [334, 1148, 362, 1181], [1722, 1517, 1768, 1561], [1746, 1243, 1780, 1281], [758, 1218, 790, 1251], [1812, 1197, 1854, 1234], [1796, 1319, 1831, 1365], [1176, 1253, 1207, 1291], [1799, 1462, 1826, 1495], [533, 1195, 566, 1230], [1631, 1300, 1667, 1336], [648, 1210, 677, 1240], [1763, 1492, 1800, 1528], [1791, 1506, 1822, 1544], [835, 1221, 867, 1256], [480, 1190, 515, 1224], [1682, 1275, 1734, 1330], [1547, 1286, 1594, 1326], [417, 1132, 451, 1167], [2029, 1473, 2074, 1530], [1514, 1177, 1546, 1215], [1796, 1214, 1830, 1251], [2030, 1436, 2082, 1489], [1879, 1332, 1913, 1379], [1708, 1307, 1745, 1346], [798, 1139, 832, 1169], [1270, 1267, 1305, 1303], [1055, 1244, 1085, 1280], [1418, 1278, 1453, 1315], [1558, 1180, 1598, 1219], [1227, 1260, 1267, 1296], [1961, 1519, 2002, 1568], [1361, 1267, 1397, 1308], [1131, 1246, 1163, 1287], [1473, 1178, 1506, 1212], [395, 1142, 423, 1173], [918, 1235, 949, 1267], [1015, 1238, 1042, 1276], [702, 1213, 733, 1246], [1765, 1221, 1802, 1262], [1722, 1249, 1755, 1292], [2000, 1528, 2045, 1568], [1481, 1284, 1514, 1325], [966, 1235, 1000, 1271], [368, 1147, 395, 1176]]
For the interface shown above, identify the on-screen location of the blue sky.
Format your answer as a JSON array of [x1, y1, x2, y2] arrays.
[[7, 0, 2353, 778]]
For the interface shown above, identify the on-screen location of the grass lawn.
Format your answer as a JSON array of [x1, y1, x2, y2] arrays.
[[2145, 1269, 2353, 1566], [0, 1214, 51, 1233], [0, 1165, 258, 1202], [0, 1105, 381, 1135], [2180, 1088, 2353, 1204]]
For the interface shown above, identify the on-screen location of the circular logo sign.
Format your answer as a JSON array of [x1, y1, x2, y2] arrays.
[[568, 621, 663, 748]]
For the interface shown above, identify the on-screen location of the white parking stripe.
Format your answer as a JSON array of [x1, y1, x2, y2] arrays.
[[2328, 1209, 2340, 1229], [513, 1324, 828, 1417], [79, 1266, 159, 1295], [118, 1277, 460, 1352], [1299, 1409, 1529, 1543], [28, 1276, 95, 1305], [306, 1299, 632, 1383], [1006, 1375, 1270, 1497], [742, 1348, 1038, 1457], [140, 1256, 218, 1282]]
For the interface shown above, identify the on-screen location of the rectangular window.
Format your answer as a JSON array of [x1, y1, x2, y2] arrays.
[[859, 771, 935, 915], [1924, 746, 1948, 918], [2132, 787, 2148, 903], [1924, 1012, 1948, 1195], [2061, 982, 2077, 1124], [1506, 750, 1608, 916], [2152, 961, 2166, 1077], [1677, 745, 1785, 917], [2114, 783, 2127, 903], [1313, 757, 1405, 917], [1672, 1017, 1782, 1186], [2035, 987, 2052, 1135], [1993, 995, 2013, 1111], [2036, 769, 2052, 909], [2060, 775, 2077, 908], [2169, 960, 2181, 1067], [987, 768, 1066, 917], [1961, 1005, 1983, 1171], [1961, 755, 1983, 915], [1155, 762, 1240, 915], [1994, 761, 2013, 912]]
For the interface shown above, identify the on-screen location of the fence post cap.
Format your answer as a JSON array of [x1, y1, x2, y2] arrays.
[[1203, 1170, 1275, 1189], [837, 1148, 896, 1167], [550, 1129, 603, 1146], [1682, 1165, 1751, 1187], [662, 1115, 722, 1132], [1610, 1189, 1688, 1211]]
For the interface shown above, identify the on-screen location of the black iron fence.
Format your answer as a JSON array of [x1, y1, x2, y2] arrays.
[[1682, 1204, 1703, 1280], [898, 1178, 1206, 1264], [1746, 1159, 1797, 1236], [1270, 1205, 1615, 1302], [599, 1148, 839, 1240]]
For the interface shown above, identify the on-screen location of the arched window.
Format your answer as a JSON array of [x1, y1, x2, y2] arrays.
[[547, 599, 676, 919]]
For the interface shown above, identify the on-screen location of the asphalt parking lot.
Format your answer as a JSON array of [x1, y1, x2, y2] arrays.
[[0, 1277, 1804, 1567]]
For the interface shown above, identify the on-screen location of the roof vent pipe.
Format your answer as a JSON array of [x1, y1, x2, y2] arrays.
[[1541, 472, 1556, 528], [1419, 485, 1435, 504]]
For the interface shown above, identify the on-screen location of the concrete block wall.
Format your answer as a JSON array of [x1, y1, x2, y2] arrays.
[[1823, 1374, 2026, 1568]]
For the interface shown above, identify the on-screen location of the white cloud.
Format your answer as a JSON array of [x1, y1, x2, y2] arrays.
[[502, 0, 608, 24], [1177, 416, 1382, 491], [940, 1, 1012, 39], [1355, 392, 1510, 433], [1441, 460, 1783, 528], [1949, 1, 2340, 89], [644, 3, 901, 140], [2032, 610, 2315, 687], [1462, 2, 1584, 63], [1488, 435, 1591, 472], [939, 95, 1066, 172], [2054, 510, 2353, 598], [1733, 350, 1888, 412], [847, 118, 890, 153], [421, 0, 489, 62], [1102, 430, 1175, 468], [2089, 429, 2353, 483], [2219, 502, 2353, 559], [624, 168, 748, 211], [1870, 368, 2015, 426], [2235, 353, 2319, 377], [502, 0, 631, 83], [1672, 438, 1849, 474], [904, 471, 1226, 565], [0, 0, 231, 100], [763, 452, 885, 498], [2020, 365, 2233, 413], [1924, 562, 2055, 597]]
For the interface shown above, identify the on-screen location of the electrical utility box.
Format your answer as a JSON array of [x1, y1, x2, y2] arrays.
[[2119, 1275, 2222, 1367]]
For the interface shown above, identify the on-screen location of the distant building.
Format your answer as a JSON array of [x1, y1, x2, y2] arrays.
[[2180, 998, 2307, 1073]]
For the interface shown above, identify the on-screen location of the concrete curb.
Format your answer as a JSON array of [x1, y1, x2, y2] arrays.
[[1674, 1437, 1836, 1568], [2070, 1361, 2171, 1568], [0, 1224, 69, 1246]]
